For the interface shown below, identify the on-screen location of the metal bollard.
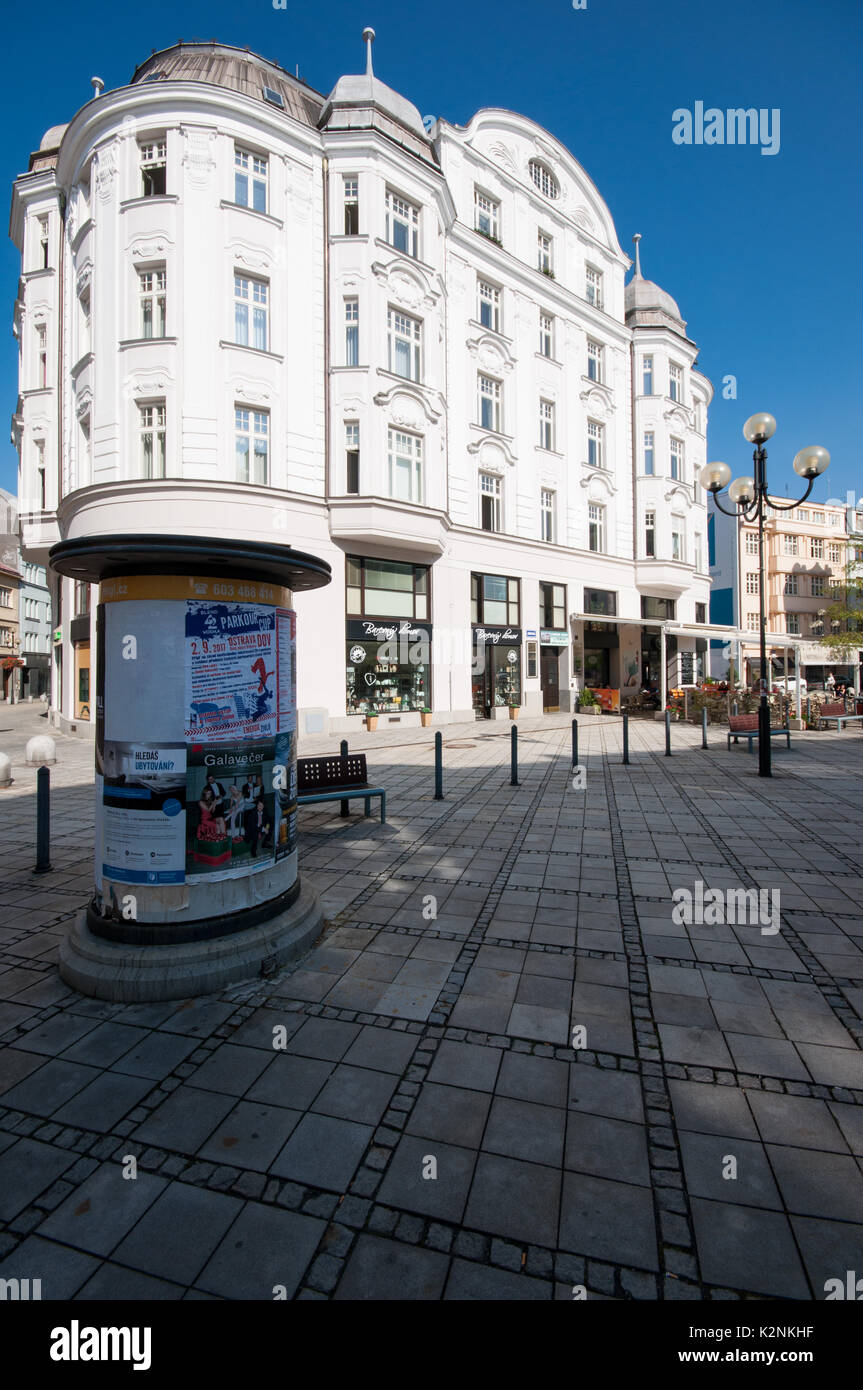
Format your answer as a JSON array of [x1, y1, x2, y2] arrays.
[[571, 718, 578, 771], [622, 711, 629, 765], [339, 739, 349, 817], [732, 701, 738, 717], [510, 724, 519, 786], [434, 731, 443, 800], [665, 709, 672, 757], [701, 706, 708, 749], [34, 765, 51, 874]]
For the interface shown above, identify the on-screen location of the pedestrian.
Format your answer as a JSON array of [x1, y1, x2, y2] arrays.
[[826, 671, 836, 694]]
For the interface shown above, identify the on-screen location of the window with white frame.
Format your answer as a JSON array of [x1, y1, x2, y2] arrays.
[[37, 324, 47, 388], [797, 509, 809, 521], [388, 429, 423, 503], [829, 513, 839, 525], [811, 537, 824, 559], [585, 265, 603, 308], [36, 440, 46, 508], [140, 139, 167, 197], [234, 273, 268, 351], [540, 489, 555, 543], [0, 629, 12, 648], [671, 517, 684, 562], [587, 340, 602, 382], [539, 399, 555, 451], [828, 542, 842, 563], [79, 287, 91, 357], [538, 230, 553, 275], [670, 437, 683, 481], [139, 402, 166, 479], [787, 613, 800, 634], [645, 510, 656, 558], [474, 188, 500, 241], [811, 575, 825, 597], [539, 311, 554, 358], [694, 533, 703, 572], [478, 374, 501, 432], [529, 160, 559, 199], [388, 308, 422, 381], [235, 407, 269, 485], [587, 419, 604, 469], [480, 472, 502, 532], [477, 279, 501, 332], [669, 363, 683, 402], [345, 422, 359, 493], [38, 215, 49, 269], [811, 511, 823, 524], [234, 147, 267, 213], [588, 503, 605, 553], [139, 268, 166, 338], [0, 588, 10, 607], [343, 176, 359, 235], [344, 297, 359, 366], [784, 574, 799, 595], [747, 612, 759, 631], [643, 431, 655, 475], [745, 531, 758, 555], [385, 189, 419, 258], [745, 572, 759, 594], [642, 355, 653, 394], [783, 534, 798, 556]]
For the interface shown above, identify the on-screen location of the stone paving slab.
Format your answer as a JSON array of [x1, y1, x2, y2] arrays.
[[0, 702, 863, 1299]]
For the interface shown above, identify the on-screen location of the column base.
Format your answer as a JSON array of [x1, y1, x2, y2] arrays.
[[58, 878, 324, 1002]]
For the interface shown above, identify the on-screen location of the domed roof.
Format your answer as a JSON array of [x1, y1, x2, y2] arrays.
[[130, 43, 323, 128], [40, 124, 68, 151], [319, 30, 431, 154], [624, 274, 682, 322]]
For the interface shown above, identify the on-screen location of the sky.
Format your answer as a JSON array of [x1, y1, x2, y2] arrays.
[[2, 0, 861, 506]]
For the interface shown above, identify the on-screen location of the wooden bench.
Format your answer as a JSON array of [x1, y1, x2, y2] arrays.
[[818, 701, 863, 732], [297, 754, 386, 823], [727, 713, 791, 752]]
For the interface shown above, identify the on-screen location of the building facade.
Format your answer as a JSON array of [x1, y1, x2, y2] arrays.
[[10, 37, 716, 736]]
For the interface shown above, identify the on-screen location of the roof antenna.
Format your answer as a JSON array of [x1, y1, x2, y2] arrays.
[[91, 76, 104, 98], [363, 26, 375, 77], [632, 232, 642, 278]]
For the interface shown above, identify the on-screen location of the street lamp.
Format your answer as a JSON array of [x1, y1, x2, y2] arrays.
[[700, 415, 830, 777]]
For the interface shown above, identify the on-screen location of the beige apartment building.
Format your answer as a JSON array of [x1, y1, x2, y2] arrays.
[[737, 497, 852, 687], [0, 562, 22, 700]]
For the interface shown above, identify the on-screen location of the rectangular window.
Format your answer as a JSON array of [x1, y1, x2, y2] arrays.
[[345, 422, 359, 494], [343, 176, 359, 235], [588, 504, 604, 553], [745, 532, 758, 555], [539, 312, 553, 358], [584, 588, 617, 617], [585, 265, 603, 309], [234, 407, 269, 485], [745, 572, 759, 594], [587, 419, 604, 469], [538, 231, 553, 275], [477, 279, 501, 332], [696, 602, 706, 624], [139, 268, 166, 338], [139, 402, 166, 479], [671, 519, 684, 562], [140, 139, 167, 197], [36, 441, 46, 508], [344, 297, 359, 366], [347, 556, 429, 621], [480, 473, 502, 532], [642, 355, 653, 394], [0, 588, 10, 607], [828, 543, 842, 563], [645, 509, 656, 558], [38, 215, 50, 269], [787, 614, 800, 634], [385, 189, 419, 258], [540, 581, 566, 628], [478, 374, 501, 432], [811, 575, 825, 597], [669, 363, 683, 402], [643, 431, 654, 475], [37, 324, 48, 388], [587, 340, 602, 382], [234, 273, 268, 351], [540, 489, 555, 543], [783, 534, 799, 555], [387, 428, 423, 503], [388, 308, 422, 381], [472, 572, 519, 626], [784, 573, 799, 595], [670, 438, 684, 481], [811, 537, 824, 559], [474, 188, 500, 241], [747, 612, 759, 631], [234, 147, 268, 213], [539, 399, 555, 451], [694, 534, 703, 572], [641, 595, 676, 620]]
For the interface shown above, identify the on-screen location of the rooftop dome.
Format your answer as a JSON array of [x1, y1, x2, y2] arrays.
[[319, 29, 431, 155], [130, 42, 324, 128], [40, 124, 68, 151], [624, 234, 687, 335]]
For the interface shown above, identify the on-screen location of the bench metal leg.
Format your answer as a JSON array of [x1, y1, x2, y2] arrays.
[[340, 797, 350, 817], [364, 796, 371, 817], [380, 791, 386, 824]]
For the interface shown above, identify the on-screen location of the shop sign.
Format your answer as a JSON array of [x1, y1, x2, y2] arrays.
[[540, 629, 569, 646], [526, 629, 537, 639], [53, 628, 62, 644], [347, 619, 432, 643], [473, 627, 522, 645]]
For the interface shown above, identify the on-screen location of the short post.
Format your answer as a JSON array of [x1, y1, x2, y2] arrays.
[[510, 723, 519, 786], [665, 708, 672, 757], [805, 697, 811, 725], [622, 710, 629, 765], [571, 718, 578, 771], [34, 765, 51, 874], [701, 706, 708, 749], [339, 738, 349, 817], [434, 731, 443, 800], [732, 700, 738, 717]]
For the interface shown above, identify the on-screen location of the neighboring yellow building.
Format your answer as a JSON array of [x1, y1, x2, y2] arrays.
[[737, 497, 852, 687], [0, 562, 22, 700]]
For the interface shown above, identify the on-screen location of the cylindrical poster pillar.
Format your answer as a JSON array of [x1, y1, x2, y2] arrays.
[[50, 534, 331, 1001]]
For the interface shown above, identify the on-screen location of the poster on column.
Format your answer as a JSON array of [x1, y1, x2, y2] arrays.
[[274, 609, 298, 860], [184, 601, 277, 743], [101, 741, 187, 884], [185, 739, 278, 879]]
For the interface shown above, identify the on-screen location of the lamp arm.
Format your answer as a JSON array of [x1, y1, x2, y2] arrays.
[[764, 478, 816, 512], [709, 492, 740, 517]]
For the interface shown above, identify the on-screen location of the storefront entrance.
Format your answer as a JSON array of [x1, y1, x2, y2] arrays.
[[540, 646, 561, 712], [472, 627, 522, 718], [74, 642, 91, 720], [345, 620, 430, 716]]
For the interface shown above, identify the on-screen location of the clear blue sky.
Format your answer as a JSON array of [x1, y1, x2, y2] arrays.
[[3, 0, 860, 505]]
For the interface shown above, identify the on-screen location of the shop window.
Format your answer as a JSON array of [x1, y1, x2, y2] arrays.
[[471, 572, 519, 626], [540, 581, 566, 629], [584, 588, 617, 617], [641, 596, 676, 621], [345, 555, 429, 621]]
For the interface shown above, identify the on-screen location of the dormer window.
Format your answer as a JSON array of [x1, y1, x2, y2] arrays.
[[529, 160, 559, 199]]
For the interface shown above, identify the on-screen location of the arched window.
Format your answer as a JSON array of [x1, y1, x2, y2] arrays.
[[529, 160, 559, 199]]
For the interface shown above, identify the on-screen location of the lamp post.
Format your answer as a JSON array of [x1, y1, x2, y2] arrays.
[[700, 415, 830, 778]]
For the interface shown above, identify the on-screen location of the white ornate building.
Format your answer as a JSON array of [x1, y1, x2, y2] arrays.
[[10, 35, 716, 736]]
